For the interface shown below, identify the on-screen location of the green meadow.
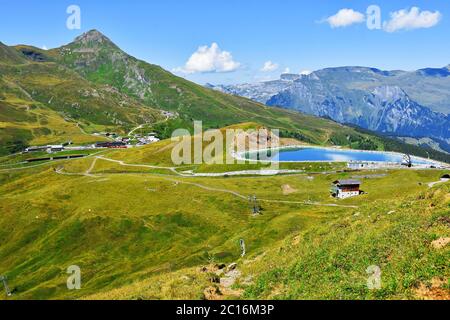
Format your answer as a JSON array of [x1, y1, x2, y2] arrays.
[[0, 140, 448, 299]]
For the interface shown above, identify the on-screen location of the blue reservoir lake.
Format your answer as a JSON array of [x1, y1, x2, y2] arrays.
[[245, 147, 435, 164]]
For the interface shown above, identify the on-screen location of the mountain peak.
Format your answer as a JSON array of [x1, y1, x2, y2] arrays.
[[72, 29, 116, 48]]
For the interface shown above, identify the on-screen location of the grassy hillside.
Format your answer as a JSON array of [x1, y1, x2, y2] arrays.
[[0, 147, 447, 299], [242, 183, 450, 300], [0, 42, 27, 64], [0, 43, 163, 155]]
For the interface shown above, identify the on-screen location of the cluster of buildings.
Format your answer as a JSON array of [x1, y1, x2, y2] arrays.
[[24, 132, 161, 154], [115, 132, 160, 146], [134, 134, 160, 146], [94, 141, 128, 149], [25, 145, 65, 153], [103, 132, 160, 146]]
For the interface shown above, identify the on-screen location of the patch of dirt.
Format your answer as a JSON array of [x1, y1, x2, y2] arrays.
[[220, 269, 241, 288], [292, 235, 301, 246], [280, 138, 306, 146], [431, 237, 450, 249], [202, 263, 244, 300], [414, 278, 450, 300], [220, 269, 244, 297], [281, 184, 297, 195]]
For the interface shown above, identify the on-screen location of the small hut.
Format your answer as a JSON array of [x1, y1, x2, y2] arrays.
[[331, 179, 361, 199]]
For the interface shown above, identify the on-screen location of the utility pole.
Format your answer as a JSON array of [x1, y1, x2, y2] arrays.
[[248, 195, 260, 215], [402, 154, 412, 167], [0, 275, 12, 297], [239, 239, 246, 257]]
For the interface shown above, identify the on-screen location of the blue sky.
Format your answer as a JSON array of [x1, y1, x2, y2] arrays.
[[1, 0, 449, 84]]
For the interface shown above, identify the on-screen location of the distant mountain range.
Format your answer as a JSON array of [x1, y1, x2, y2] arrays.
[[209, 66, 450, 153]]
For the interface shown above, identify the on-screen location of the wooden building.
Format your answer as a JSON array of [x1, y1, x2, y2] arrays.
[[331, 179, 361, 199]]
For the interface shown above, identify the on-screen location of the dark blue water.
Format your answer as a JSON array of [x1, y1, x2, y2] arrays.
[[246, 147, 433, 164]]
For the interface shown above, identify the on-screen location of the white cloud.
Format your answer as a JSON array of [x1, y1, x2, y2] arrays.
[[383, 7, 442, 32], [261, 60, 279, 72], [282, 67, 291, 74], [174, 42, 240, 74], [326, 8, 365, 28], [42, 45, 48, 50]]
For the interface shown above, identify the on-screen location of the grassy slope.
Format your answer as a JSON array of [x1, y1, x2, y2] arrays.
[[242, 183, 450, 300], [0, 146, 448, 299], [0, 45, 163, 155]]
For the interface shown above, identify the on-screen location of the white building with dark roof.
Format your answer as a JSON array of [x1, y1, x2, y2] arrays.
[[331, 179, 361, 199]]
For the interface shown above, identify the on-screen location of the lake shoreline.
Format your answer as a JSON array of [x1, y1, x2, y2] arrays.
[[234, 144, 449, 168]]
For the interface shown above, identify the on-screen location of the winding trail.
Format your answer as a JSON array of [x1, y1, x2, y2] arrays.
[[53, 155, 358, 209], [428, 179, 448, 188], [3, 152, 359, 209], [85, 157, 99, 176], [127, 124, 144, 137], [96, 156, 181, 175]]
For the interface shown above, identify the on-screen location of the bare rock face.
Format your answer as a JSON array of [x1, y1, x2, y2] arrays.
[[226, 262, 237, 272], [73, 29, 115, 47]]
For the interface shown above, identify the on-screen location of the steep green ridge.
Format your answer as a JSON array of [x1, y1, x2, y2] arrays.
[[0, 42, 163, 154], [0, 42, 26, 64]]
